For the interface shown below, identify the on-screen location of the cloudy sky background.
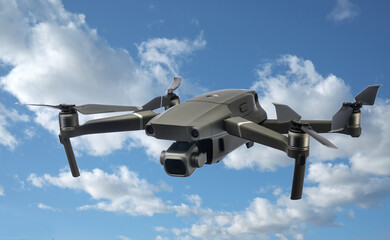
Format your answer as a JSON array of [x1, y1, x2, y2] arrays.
[[0, 0, 389, 239]]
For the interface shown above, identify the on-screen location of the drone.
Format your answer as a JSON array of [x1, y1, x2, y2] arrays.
[[23, 77, 381, 200]]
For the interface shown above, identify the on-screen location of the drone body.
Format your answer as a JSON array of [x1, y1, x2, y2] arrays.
[[148, 89, 265, 177], [25, 78, 381, 200]]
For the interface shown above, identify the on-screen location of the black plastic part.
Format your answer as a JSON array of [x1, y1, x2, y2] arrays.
[[354, 84, 381, 105], [146, 125, 154, 134], [301, 125, 337, 149], [59, 136, 80, 177], [245, 141, 254, 149], [191, 129, 199, 138], [290, 155, 306, 200], [218, 138, 225, 151], [273, 103, 302, 123], [196, 139, 213, 164], [331, 104, 354, 131]]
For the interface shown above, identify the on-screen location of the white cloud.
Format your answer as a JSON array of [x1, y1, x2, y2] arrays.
[[23, 126, 36, 139], [118, 235, 132, 240], [155, 236, 169, 240], [171, 194, 213, 217], [306, 162, 390, 208], [327, 0, 359, 23], [348, 101, 390, 175], [225, 54, 351, 171], [252, 54, 351, 120], [0, 102, 29, 150], [28, 166, 216, 221], [0, 0, 205, 158], [37, 202, 59, 211], [137, 32, 206, 79], [158, 162, 390, 240], [129, 131, 173, 162], [224, 144, 290, 172], [0, 185, 4, 196], [28, 166, 170, 216]]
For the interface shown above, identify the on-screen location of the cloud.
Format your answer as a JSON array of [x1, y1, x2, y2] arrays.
[[224, 54, 351, 171], [28, 166, 213, 219], [306, 162, 390, 208], [223, 144, 290, 171], [28, 166, 170, 216], [347, 101, 390, 175], [155, 236, 169, 240], [0, 0, 205, 158], [137, 32, 206, 78], [171, 194, 213, 217], [118, 235, 132, 240], [0, 185, 4, 196], [37, 202, 60, 211], [327, 0, 359, 23], [0, 102, 29, 150], [157, 162, 390, 240]]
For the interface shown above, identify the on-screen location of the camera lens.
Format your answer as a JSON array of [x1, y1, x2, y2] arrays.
[[145, 125, 154, 134], [165, 159, 186, 175], [191, 129, 199, 138]]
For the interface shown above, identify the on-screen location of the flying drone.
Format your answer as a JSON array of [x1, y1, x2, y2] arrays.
[[23, 77, 381, 200]]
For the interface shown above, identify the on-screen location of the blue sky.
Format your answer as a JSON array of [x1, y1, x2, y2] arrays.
[[0, 0, 389, 239]]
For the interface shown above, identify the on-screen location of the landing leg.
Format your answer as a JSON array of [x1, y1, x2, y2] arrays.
[[290, 154, 307, 200]]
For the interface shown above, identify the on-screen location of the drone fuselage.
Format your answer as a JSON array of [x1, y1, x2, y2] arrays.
[[147, 89, 268, 176], [146, 89, 267, 141]]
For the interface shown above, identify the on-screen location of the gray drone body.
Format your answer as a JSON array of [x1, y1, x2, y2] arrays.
[[24, 78, 381, 200], [146, 89, 266, 177]]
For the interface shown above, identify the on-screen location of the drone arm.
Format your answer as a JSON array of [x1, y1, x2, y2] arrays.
[[58, 110, 157, 178], [224, 117, 288, 153], [261, 120, 290, 134], [261, 119, 332, 134], [61, 110, 158, 138], [305, 120, 332, 133]]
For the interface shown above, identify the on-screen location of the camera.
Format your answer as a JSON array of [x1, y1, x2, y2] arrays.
[[160, 142, 207, 177]]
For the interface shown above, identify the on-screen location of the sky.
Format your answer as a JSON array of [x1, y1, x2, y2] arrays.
[[0, 0, 390, 239]]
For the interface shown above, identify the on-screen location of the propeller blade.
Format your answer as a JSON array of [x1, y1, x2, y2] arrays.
[[301, 125, 337, 149], [18, 102, 141, 115], [273, 103, 301, 123], [142, 96, 172, 111], [167, 77, 182, 93], [74, 104, 142, 115], [291, 155, 306, 200], [355, 84, 381, 105], [16, 103, 62, 110], [331, 105, 354, 131], [142, 96, 163, 111]]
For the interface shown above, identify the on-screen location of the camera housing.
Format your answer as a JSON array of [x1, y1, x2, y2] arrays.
[[160, 142, 206, 177]]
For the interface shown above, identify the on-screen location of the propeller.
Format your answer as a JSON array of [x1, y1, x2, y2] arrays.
[[273, 103, 337, 149], [142, 77, 182, 111], [331, 85, 381, 131], [167, 76, 182, 94], [17, 103, 142, 114]]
